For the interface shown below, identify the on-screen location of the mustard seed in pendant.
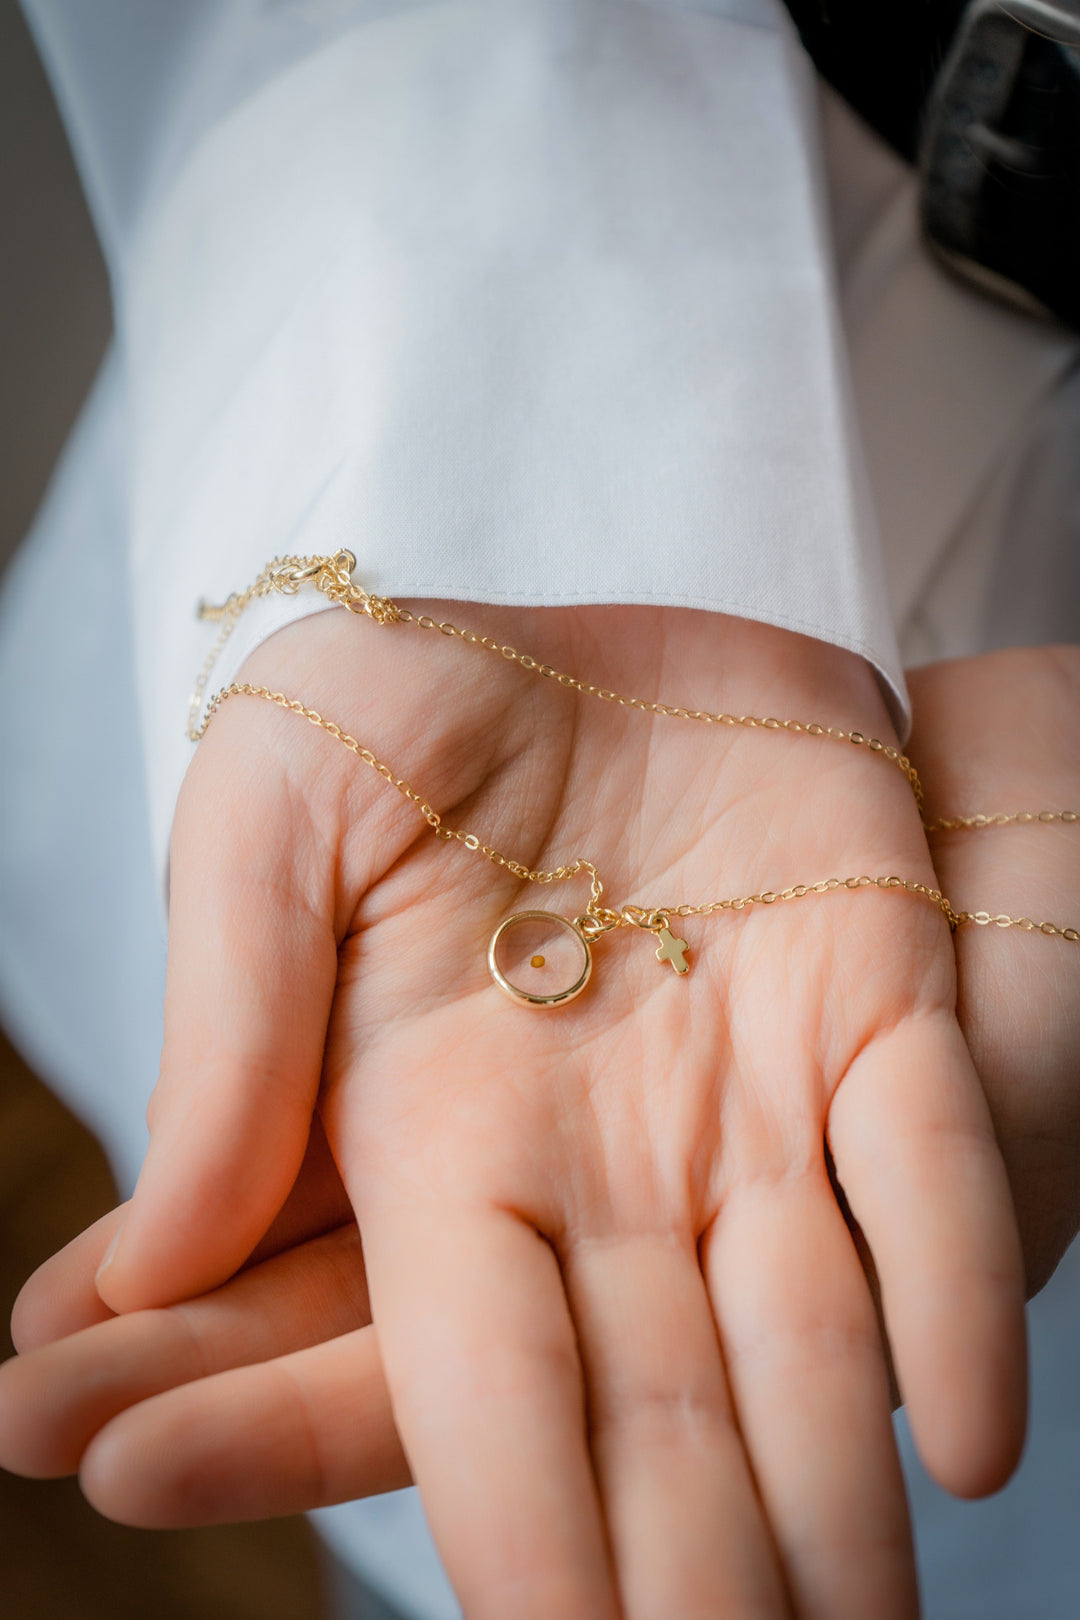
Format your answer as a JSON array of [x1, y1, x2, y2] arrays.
[[489, 912, 593, 1007]]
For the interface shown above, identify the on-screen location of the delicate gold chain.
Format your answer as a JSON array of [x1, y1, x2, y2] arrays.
[[201, 681, 1080, 947], [200, 681, 608, 910], [189, 551, 925, 806], [190, 556, 1079, 949], [923, 810, 1079, 832], [668, 876, 1079, 942]]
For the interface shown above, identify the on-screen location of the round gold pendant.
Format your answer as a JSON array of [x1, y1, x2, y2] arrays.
[[487, 911, 593, 1007]]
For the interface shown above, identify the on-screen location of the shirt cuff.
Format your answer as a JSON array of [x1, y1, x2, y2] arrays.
[[115, 0, 906, 867]]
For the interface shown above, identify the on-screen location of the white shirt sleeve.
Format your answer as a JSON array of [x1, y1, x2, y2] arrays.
[[24, 0, 905, 874]]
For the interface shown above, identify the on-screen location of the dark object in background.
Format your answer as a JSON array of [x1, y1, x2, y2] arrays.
[[0, 0, 110, 573], [783, 0, 1080, 332]]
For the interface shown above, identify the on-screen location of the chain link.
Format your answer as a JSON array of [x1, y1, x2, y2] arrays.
[[923, 809, 1079, 832], [201, 681, 1079, 948], [191, 552, 925, 805], [190, 558, 1080, 947], [189, 553, 401, 740], [204, 682, 608, 900]]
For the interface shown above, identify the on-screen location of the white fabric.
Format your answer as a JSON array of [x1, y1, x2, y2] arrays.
[[819, 92, 1080, 662], [29, 0, 906, 878], [4, 4, 1080, 1619], [0, 354, 166, 1180]]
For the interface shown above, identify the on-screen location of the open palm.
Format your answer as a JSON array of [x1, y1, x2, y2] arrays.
[[5, 604, 1025, 1619]]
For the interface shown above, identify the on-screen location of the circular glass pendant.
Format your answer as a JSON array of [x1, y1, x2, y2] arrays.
[[487, 911, 593, 1007]]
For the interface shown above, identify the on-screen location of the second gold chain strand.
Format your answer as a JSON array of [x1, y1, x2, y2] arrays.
[[190, 551, 925, 807], [191, 555, 1079, 944], [190, 555, 1079, 944], [198, 680, 1080, 946]]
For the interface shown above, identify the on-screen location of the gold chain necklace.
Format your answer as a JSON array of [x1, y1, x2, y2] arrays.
[[190, 551, 1079, 1007]]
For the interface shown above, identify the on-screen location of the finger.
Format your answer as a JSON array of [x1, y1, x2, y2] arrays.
[[238, 1111, 354, 1267], [79, 1324, 407, 1527], [828, 1014, 1027, 1497], [563, 1230, 790, 1618], [0, 1224, 368, 1479], [97, 723, 342, 1312], [13, 1117, 352, 1354], [705, 1176, 917, 1620], [12, 1208, 120, 1353], [362, 1204, 619, 1620]]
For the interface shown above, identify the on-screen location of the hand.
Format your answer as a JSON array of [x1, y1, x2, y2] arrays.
[[908, 646, 1080, 1297], [6, 642, 1070, 1548], [8, 647, 1072, 1516], [0, 1122, 411, 1519], [2, 603, 1025, 1619]]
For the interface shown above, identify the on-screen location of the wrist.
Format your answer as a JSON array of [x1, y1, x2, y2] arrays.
[[240, 596, 898, 747]]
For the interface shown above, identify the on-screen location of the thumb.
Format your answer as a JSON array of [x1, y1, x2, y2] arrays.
[[97, 709, 344, 1311]]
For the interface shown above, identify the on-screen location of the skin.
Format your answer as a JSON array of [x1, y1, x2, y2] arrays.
[[0, 612, 1036, 1620], [908, 647, 1080, 1297]]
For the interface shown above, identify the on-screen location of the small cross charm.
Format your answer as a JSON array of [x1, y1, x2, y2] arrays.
[[654, 926, 690, 975]]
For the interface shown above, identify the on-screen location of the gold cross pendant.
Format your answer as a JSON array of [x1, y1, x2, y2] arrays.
[[654, 926, 690, 975]]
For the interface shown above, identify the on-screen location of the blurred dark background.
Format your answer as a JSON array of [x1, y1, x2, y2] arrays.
[[0, 0, 108, 572], [0, 3, 329, 1613]]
